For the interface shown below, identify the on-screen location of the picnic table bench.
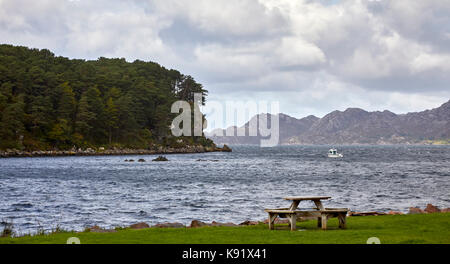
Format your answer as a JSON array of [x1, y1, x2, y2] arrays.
[[264, 196, 349, 231]]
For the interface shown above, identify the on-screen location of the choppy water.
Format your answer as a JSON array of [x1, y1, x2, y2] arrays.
[[0, 145, 449, 234]]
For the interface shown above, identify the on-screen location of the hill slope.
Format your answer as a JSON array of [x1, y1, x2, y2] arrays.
[[207, 100, 450, 145]]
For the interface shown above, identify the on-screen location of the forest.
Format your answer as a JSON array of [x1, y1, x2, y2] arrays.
[[0, 44, 214, 150]]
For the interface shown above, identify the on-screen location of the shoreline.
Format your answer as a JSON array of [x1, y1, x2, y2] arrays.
[[1, 213, 449, 244], [3, 204, 449, 238], [0, 145, 232, 158], [209, 143, 450, 146]]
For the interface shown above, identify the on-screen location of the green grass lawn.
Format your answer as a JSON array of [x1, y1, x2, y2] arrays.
[[1, 213, 449, 244]]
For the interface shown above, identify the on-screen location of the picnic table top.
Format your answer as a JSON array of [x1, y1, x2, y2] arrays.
[[284, 196, 331, 201], [264, 208, 348, 214]]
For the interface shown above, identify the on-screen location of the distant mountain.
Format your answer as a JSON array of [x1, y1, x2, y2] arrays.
[[206, 100, 450, 145]]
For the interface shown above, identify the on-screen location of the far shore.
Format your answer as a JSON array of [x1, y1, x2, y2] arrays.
[[210, 142, 450, 146], [0, 145, 232, 158]]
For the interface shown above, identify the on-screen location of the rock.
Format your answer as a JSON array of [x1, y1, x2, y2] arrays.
[[222, 144, 232, 152], [152, 156, 168, 162], [86, 148, 94, 153], [262, 218, 289, 224], [99, 147, 105, 151], [388, 211, 404, 215], [153, 222, 185, 228], [89, 226, 104, 232], [205, 146, 214, 152], [138, 210, 147, 216], [442, 208, 450, 213], [408, 207, 425, 214], [214, 144, 232, 152], [190, 220, 209, 228], [129, 222, 150, 229], [211, 221, 237, 227], [239, 220, 259, 226], [87, 225, 117, 233], [138, 159, 146, 162], [348, 211, 385, 216], [424, 204, 441, 213]]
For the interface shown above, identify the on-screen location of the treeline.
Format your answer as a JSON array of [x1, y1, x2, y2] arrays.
[[0, 44, 213, 150]]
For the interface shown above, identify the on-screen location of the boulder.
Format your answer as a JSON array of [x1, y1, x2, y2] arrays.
[[205, 146, 214, 152], [129, 222, 150, 229], [408, 207, 425, 214], [86, 148, 94, 153], [388, 211, 404, 215], [348, 211, 385, 216], [153, 222, 185, 228], [190, 220, 209, 228], [262, 218, 290, 224], [152, 156, 168, 162], [87, 225, 117, 233], [211, 221, 237, 227], [138, 159, 146, 162], [239, 220, 259, 226], [219, 145, 232, 152], [424, 204, 441, 214], [223, 144, 232, 151]]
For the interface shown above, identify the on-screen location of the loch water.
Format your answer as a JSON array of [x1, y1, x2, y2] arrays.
[[0, 145, 449, 234]]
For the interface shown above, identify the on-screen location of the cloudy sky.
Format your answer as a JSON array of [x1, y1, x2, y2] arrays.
[[1, 0, 449, 129]]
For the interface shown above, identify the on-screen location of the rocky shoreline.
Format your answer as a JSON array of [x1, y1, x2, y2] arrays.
[[2, 204, 448, 237], [86, 204, 450, 233], [0, 144, 232, 158]]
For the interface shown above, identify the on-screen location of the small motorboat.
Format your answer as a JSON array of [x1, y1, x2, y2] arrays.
[[328, 148, 343, 158]]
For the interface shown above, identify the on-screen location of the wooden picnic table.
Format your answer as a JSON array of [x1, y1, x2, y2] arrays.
[[265, 196, 348, 231]]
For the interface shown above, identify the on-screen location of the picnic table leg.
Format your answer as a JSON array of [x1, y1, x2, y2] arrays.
[[268, 213, 277, 230], [289, 200, 300, 211], [289, 214, 297, 231], [338, 213, 347, 229], [321, 213, 328, 230], [313, 200, 325, 210]]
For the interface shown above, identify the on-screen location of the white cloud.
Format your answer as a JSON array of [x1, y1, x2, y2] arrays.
[[411, 53, 450, 74], [0, 0, 449, 126], [275, 37, 326, 69], [192, 43, 270, 83]]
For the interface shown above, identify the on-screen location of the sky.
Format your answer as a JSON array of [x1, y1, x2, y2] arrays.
[[1, 0, 449, 129]]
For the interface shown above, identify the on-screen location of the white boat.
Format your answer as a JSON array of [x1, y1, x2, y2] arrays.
[[328, 148, 343, 158]]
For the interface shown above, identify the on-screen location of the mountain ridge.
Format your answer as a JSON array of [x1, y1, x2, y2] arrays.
[[206, 100, 450, 145]]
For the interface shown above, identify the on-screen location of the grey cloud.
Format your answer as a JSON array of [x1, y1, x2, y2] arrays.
[[0, 0, 449, 123], [369, 1, 450, 53]]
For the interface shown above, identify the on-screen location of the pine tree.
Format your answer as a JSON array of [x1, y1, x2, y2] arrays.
[[75, 87, 106, 143], [75, 92, 95, 141], [47, 119, 71, 146], [105, 97, 119, 144], [56, 82, 76, 121], [0, 97, 25, 149], [29, 95, 52, 137]]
